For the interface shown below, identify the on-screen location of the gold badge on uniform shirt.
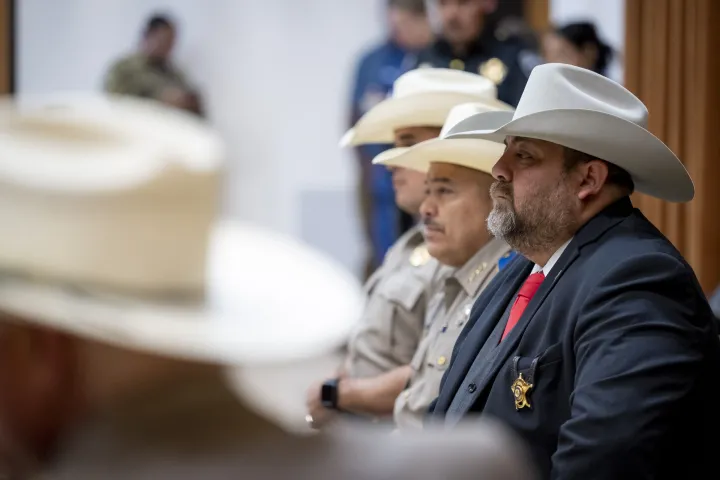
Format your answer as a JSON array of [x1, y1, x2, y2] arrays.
[[449, 58, 465, 70], [409, 245, 430, 267], [479, 58, 508, 85], [511, 373, 533, 411]]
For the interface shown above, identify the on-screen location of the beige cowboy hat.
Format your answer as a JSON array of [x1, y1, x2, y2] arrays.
[[444, 63, 694, 203], [340, 68, 512, 148], [372, 102, 506, 174], [0, 93, 365, 367]]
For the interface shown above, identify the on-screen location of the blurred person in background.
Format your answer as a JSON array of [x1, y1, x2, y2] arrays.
[[415, 0, 540, 107], [0, 94, 537, 480], [350, 0, 433, 279], [306, 70, 512, 431], [541, 22, 614, 77], [104, 14, 204, 115]]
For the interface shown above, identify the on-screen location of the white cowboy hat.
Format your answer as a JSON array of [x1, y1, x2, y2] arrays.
[[0, 93, 365, 366], [372, 103, 506, 174], [340, 68, 512, 148], [444, 63, 694, 202]]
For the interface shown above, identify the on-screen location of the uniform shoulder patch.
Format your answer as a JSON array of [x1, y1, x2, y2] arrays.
[[498, 251, 518, 271]]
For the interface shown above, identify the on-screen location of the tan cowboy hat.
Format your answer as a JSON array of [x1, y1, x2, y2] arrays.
[[340, 68, 512, 148], [444, 63, 694, 203], [372, 103, 506, 174], [0, 93, 365, 366]]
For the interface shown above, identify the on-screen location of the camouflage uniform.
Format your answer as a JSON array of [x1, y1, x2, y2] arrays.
[[104, 53, 194, 103]]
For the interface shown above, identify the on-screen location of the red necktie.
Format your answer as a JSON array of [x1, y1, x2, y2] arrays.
[[501, 272, 545, 341]]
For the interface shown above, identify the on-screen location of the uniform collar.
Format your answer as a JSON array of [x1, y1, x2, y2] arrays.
[[450, 237, 509, 297]]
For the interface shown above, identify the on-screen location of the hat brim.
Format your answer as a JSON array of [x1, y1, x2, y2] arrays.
[[371, 147, 410, 168], [446, 109, 694, 203], [341, 92, 512, 147], [373, 138, 504, 175], [0, 220, 365, 366]]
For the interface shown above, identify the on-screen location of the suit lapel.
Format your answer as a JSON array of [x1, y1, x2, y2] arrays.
[[453, 245, 579, 416], [440, 259, 532, 407]]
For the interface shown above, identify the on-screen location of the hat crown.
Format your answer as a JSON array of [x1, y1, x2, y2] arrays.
[[0, 93, 223, 293], [392, 68, 498, 101], [440, 102, 501, 137], [515, 63, 648, 128]]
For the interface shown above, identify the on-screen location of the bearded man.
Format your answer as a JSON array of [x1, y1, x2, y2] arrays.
[[427, 63, 720, 480]]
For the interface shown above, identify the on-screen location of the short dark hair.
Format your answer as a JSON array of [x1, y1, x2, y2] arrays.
[[387, 0, 427, 16], [563, 147, 634, 194], [144, 14, 174, 36], [555, 22, 613, 76]]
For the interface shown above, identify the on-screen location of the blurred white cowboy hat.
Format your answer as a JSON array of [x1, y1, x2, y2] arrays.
[[0, 93, 365, 366], [444, 63, 694, 203], [340, 68, 512, 148], [372, 102, 506, 175]]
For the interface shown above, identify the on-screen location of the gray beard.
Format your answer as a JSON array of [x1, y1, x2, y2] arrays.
[[486, 198, 577, 256], [487, 204, 516, 240]]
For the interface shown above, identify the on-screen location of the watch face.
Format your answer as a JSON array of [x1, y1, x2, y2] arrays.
[[321, 380, 338, 408]]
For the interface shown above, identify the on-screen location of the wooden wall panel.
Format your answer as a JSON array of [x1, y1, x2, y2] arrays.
[[0, 0, 10, 94], [625, 0, 720, 292], [523, 0, 549, 33]]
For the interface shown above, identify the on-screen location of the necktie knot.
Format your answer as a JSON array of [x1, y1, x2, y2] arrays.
[[501, 271, 545, 341], [518, 272, 545, 300]]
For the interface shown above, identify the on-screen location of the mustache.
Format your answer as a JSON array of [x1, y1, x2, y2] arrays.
[[422, 217, 443, 230], [490, 181, 513, 198]]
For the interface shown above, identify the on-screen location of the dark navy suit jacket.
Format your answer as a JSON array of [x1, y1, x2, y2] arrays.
[[429, 197, 720, 479]]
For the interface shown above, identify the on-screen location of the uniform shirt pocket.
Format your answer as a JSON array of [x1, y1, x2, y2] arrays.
[[375, 274, 428, 362]]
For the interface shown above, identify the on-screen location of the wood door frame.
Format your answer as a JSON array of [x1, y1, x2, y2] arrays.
[[524, 0, 550, 33], [0, 0, 14, 94]]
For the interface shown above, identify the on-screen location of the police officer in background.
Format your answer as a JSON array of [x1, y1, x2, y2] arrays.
[[350, 0, 433, 279], [416, 0, 539, 106]]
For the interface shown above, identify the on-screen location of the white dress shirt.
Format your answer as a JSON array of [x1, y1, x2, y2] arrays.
[[531, 238, 573, 276]]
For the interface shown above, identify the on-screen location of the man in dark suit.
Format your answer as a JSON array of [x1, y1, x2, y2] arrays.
[[428, 63, 720, 479]]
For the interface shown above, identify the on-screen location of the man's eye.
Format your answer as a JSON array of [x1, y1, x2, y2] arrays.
[[516, 152, 533, 160]]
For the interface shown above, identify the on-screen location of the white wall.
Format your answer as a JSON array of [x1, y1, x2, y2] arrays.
[[17, 0, 386, 275], [550, 0, 625, 83]]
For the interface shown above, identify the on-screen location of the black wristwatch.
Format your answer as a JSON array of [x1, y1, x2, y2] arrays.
[[321, 378, 340, 410]]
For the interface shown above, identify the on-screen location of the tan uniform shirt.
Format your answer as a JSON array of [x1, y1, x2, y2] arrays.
[[344, 225, 443, 378], [393, 238, 511, 430]]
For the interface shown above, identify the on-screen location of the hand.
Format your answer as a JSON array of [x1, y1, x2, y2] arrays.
[[305, 380, 337, 430], [158, 87, 192, 108]]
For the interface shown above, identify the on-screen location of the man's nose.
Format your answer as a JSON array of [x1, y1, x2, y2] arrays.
[[492, 153, 512, 182]]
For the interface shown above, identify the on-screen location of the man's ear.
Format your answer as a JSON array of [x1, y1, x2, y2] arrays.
[[576, 159, 609, 201]]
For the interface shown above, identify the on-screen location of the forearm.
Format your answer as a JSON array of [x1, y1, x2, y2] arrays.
[[337, 365, 412, 416]]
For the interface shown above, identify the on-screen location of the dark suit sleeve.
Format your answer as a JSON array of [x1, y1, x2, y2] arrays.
[[551, 253, 711, 479]]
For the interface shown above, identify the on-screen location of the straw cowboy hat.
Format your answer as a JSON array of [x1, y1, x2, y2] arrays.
[[340, 68, 512, 149], [444, 63, 694, 203], [0, 93, 365, 367], [372, 102, 506, 175]]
